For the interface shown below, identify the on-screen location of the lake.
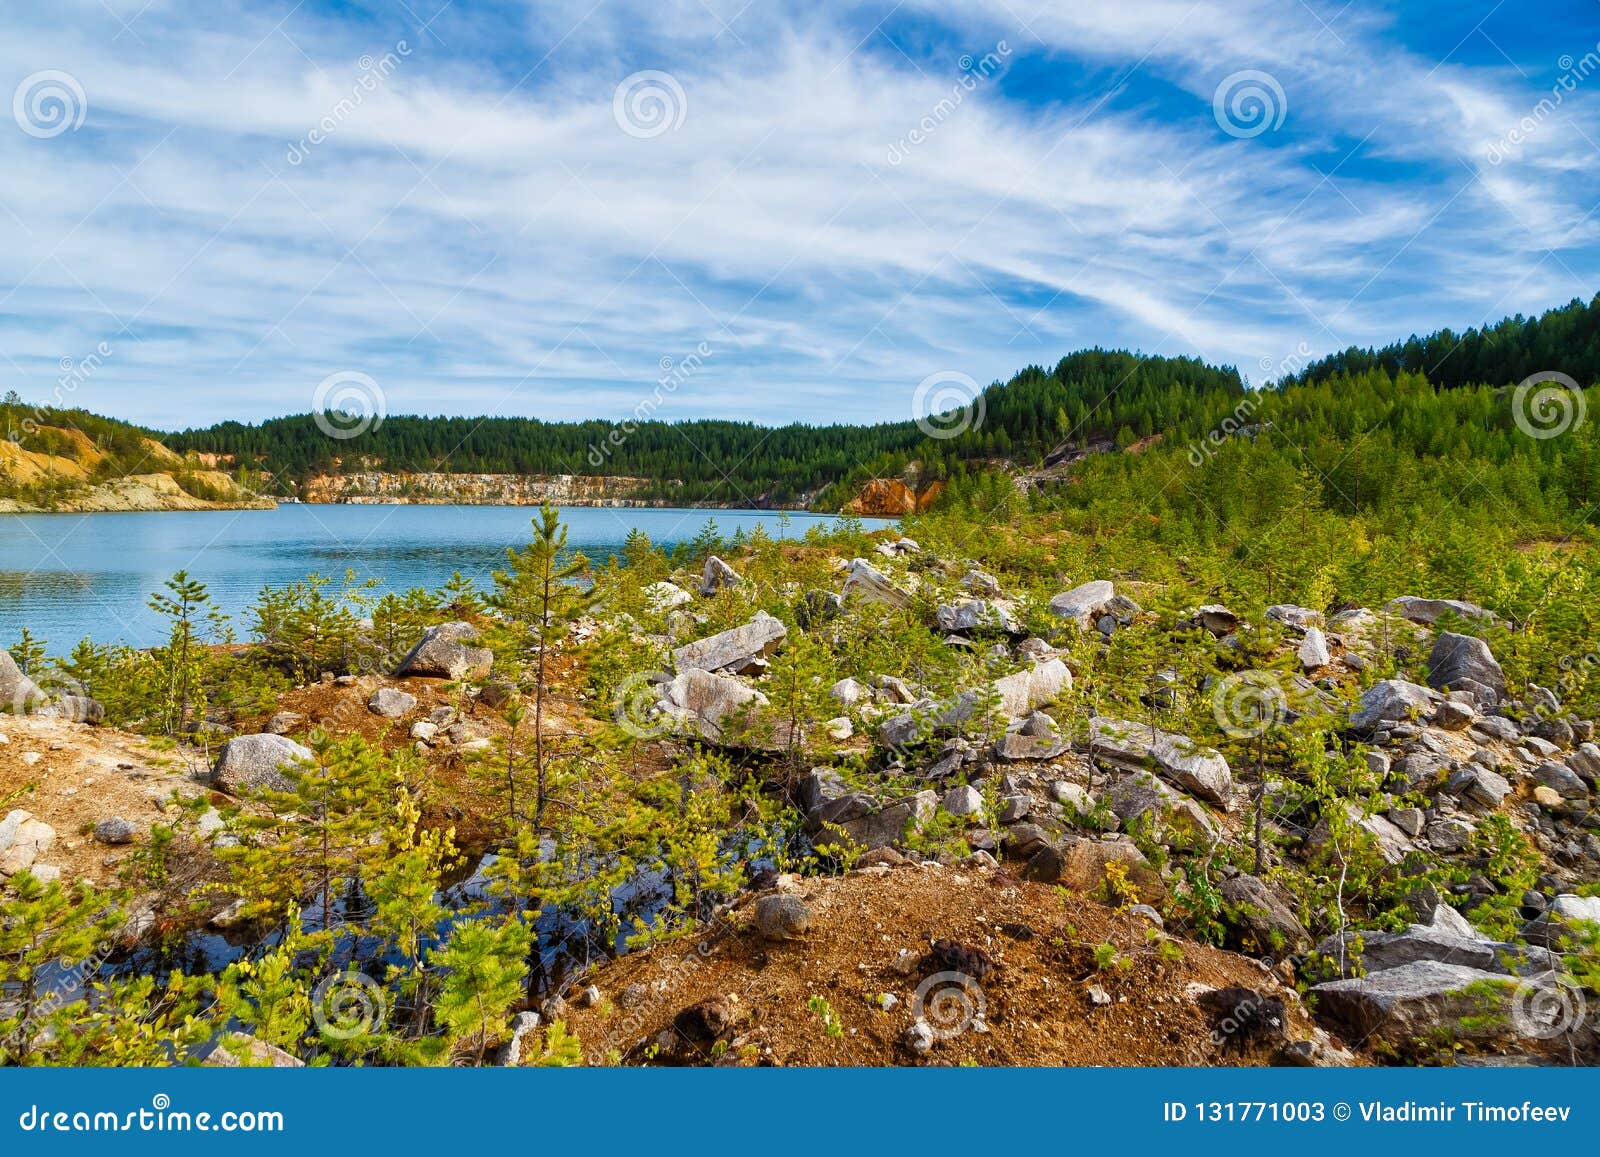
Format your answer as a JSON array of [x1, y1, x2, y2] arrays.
[[0, 505, 890, 649]]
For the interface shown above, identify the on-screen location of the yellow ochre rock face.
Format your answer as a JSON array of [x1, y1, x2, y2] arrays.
[[0, 425, 274, 512]]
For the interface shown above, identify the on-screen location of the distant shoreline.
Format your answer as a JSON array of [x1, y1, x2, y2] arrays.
[[0, 497, 833, 515]]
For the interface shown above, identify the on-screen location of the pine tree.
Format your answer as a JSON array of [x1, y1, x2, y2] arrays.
[[369, 787, 458, 1039], [430, 917, 530, 1066], [0, 873, 128, 1064], [490, 504, 594, 830], [8, 628, 46, 678], [214, 731, 391, 934], [147, 570, 224, 735]]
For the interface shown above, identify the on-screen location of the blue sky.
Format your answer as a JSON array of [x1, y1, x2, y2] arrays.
[[2, 0, 1598, 431]]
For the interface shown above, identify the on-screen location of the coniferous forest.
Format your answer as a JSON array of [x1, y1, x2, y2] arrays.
[[137, 290, 1600, 522]]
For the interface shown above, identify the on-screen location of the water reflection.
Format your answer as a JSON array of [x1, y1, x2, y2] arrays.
[[0, 505, 889, 647]]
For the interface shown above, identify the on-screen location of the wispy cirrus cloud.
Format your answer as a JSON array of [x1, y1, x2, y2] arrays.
[[0, 0, 1596, 431]]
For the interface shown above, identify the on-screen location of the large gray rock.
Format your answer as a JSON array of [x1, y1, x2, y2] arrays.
[[753, 894, 811, 940], [1266, 604, 1323, 632], [1021, 836, 1164, 903], [40, 695, 104, 724], [93, 817, 136, 845], [1151, 733, 1233, 808], [672, 611, 787, 675], [660, 669, 767, 744], [698, 556, 740, 596], [1305, 803, 1414, 865], [212, 733, 314, 795], [1447, 765, 1511, 812], [0, 649, 46, 713], [807, 789, 936, 851], [841, 558, 910, 608], [798, 767, 849, 813], [1087, 717, 1233, 809], [992, 657, 1070, 719], [1533, 761, 1588, 800], [1105, 772, 1218, 846], [395, 621, 493, 680], [202, 1032, 305, 1068], [264, 710, 305, 735], [0, 810, 56, 876], [1522, 893, 1600, 948], [828, 677, 870, 708], [935, 599, 1019, 635], [877, 691, 984, 750], [1433, 698, 1477, 730], [1348, 679, 1436, 732], [368, 687, 418, 718], [878, 658, 1071, 751], [1427, 632, 1505, 702], [941, 784, 983, 817], [644, 581, 693, 612], [994, 731, 1068, 761], [1315, 923, 1558, 979], [1311, 961, 1537, 1049], [1566, 742, 1600, 785], [1220, 873, 1309, 956], [1297, 627, 1332, 670], [1048, 580, 1116, 629], [961, 569, 1002, 598], [1191, 604, 1241, 635], [1386, 596, 1495, 625]]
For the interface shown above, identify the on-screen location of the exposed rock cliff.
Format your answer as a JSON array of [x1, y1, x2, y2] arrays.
[[298, 471, 676, 506], [842, 478, 944, 516]]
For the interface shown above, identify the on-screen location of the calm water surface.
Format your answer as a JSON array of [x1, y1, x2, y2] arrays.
[[0, 505, 889, 649]]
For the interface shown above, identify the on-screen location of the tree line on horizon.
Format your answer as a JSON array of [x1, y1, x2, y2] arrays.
[[6, 293, 1600, 511]]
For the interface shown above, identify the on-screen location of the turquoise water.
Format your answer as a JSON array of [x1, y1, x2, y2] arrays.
[[0, 505, 888, 649]]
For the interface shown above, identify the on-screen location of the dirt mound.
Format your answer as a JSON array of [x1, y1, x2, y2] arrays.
[[0, 714, 210, 887], [254, 670, 595, 845], [558, 865, 1337, 1067]]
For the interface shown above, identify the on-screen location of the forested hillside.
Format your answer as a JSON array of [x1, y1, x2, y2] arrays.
[[1288, 292, 1600, 392], [11, 298, 1600, 515], [160, 349, 1245, 505]]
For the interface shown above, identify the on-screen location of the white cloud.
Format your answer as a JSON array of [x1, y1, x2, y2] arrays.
[[0, 0, 1596, 432]]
